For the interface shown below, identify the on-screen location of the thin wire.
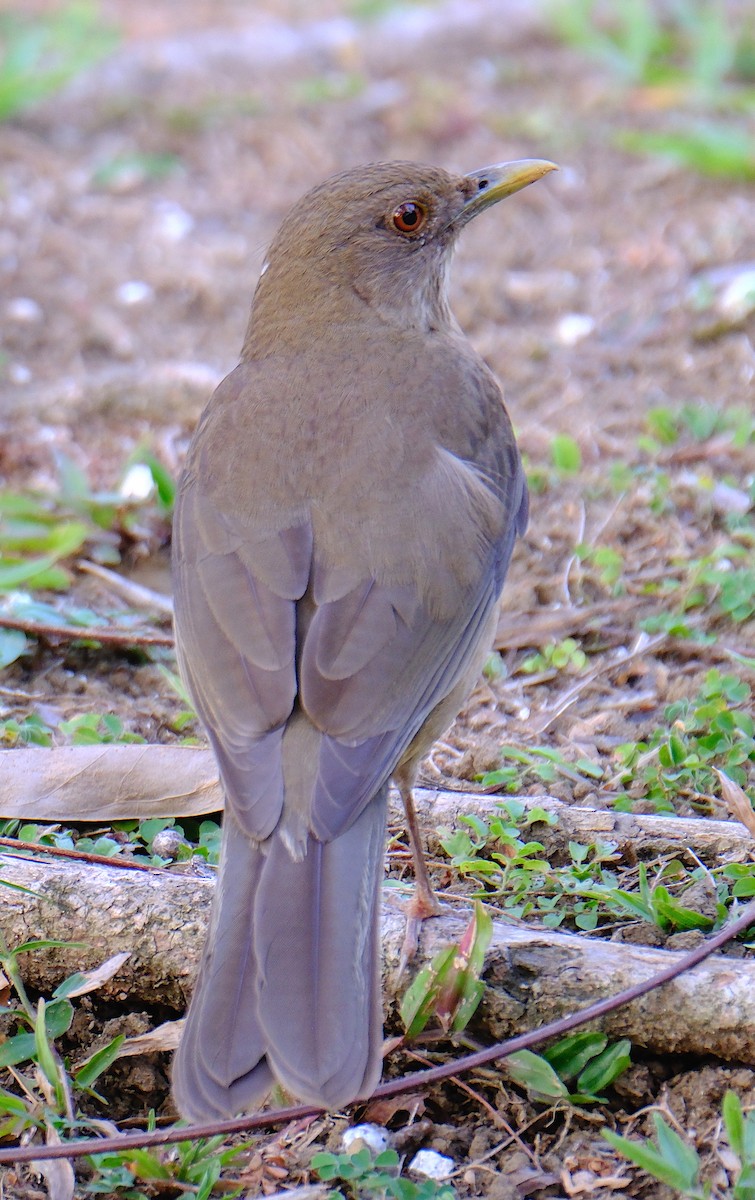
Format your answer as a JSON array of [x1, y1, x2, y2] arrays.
[[2, 896, 754, 1166]]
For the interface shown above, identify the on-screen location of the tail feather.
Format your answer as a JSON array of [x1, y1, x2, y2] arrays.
[[172, 791, 386, 1121]]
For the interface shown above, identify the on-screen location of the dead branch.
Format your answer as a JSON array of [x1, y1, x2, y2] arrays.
[[410, 787, 754, 864], [0, 614, 173, 648], [2, 850, 755, 1064], [0, 750, 751, 868]]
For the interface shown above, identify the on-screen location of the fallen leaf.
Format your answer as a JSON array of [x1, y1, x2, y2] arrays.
[[62, 951, 131, 997], [116, 1018, 183, 1057], [31, 1124, 74, 1200], [715, 769, 755, 837]]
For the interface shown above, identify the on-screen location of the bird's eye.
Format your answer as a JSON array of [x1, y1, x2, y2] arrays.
[[391, 201, 427, 236]]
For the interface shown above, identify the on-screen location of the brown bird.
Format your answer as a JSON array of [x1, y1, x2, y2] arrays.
[[172, 157, 556, 1122]]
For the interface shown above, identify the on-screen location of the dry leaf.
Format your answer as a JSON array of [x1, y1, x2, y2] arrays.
[[0, 745, 222, 821], [31, 1124, 75, 1200], [363, 1092, 426, 1124], [116, 1018, 184, 1058], [715, 768, 755, 837], [64, 951, 131, 998]]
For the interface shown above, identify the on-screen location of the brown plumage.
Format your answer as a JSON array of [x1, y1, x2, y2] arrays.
[[171, 158, 556, 1121]]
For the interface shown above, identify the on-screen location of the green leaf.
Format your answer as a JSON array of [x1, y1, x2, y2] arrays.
[[127, 1148, 172, 1181], [0, 629, 29, 667], [74, 1034, 125, 1088], [400, 946, 456, 1037], [652, 1112, 702, 1186], [543, 1031, 607, 1081], [0, 1032, 36, 1068], [652, 886, 713, 931], [724, 1089, 746, 1159], [506, 1049, 570, 1100], [551, 434, 582, 473], [34, 998, 64, 1104], [43, 997, 74, 1038], [619, 124, 755, 182], [576, 1039, 631, 1096], [11, 938, 86, 956], [602, 1121, 701, 1191]]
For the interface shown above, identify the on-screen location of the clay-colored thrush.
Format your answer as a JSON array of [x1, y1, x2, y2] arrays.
[[172, 158, 556, 1121]]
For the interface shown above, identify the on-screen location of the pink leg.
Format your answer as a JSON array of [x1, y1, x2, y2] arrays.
[[396, 776, 442, 973]]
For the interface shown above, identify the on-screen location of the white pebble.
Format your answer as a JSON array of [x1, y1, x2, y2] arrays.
[[409, 1149, 455, 1180], [8, 363, 31, 384], [115, 280, 154, 306], [554, 312, 595, 346], [6, 296, 42, 322], [154, 202, 194, 243], [342, 1124, 390, 1155], [120, 463, 155, 500], [719, 269, 755, 319]]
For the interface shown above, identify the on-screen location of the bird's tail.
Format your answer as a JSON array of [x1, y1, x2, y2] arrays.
[[172, 788, 386, 1122]]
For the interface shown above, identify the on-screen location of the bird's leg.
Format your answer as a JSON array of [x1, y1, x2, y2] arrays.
[[395, 771, 443, 974]]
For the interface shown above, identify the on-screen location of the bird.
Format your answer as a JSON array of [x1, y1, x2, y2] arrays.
[[171, 157, 556, 1122]]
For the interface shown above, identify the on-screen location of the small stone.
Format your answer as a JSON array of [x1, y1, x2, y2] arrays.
[[8, 363, 32, 384], [115, 280, 154, 306], [408, 1149, 454, 1180], [719, 268, 755, 320], [342, 1124, 390, 1155], [151, 829, 190, 859], [554, 312, 595, 345], [120, 463, 155, 500], [6, 297, 43, 322], [154, 201, 194, 243]]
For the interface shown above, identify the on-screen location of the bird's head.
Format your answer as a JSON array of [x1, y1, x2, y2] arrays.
[[244, 159, 557, 353]]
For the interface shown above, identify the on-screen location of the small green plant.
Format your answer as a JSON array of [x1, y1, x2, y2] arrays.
[[619, 122, 755, 182], [549, 0, 755, 181], [549, 0, 750, 93], [92, 153, 182, 190], [613, 669, 754, 813], [59, 713, 147, 745], [608, 861, 716, 931], [520, 637, 588, 674], [438, 800, 753, 935], [291, 72, 366, 106], [603, 1111, 706, 1197], [0, 452, 175, 599], [158, 664, 199, 733], [312, 1146, 455, 1200], [479, 746, 603, 793], [0, 937, 246, 1194], [603, 1092, 755, 1198], [575, 543, 625, 591], [400, 902, 492, 1037], [0, 813, 222, 865], [0, 709, 147, 748], [507, 1030, 631, 1105], [439, 802, 627, 932], [550, 433, 582, 474], [0, 3, 117, 121], [87, 1136, 248, 1198]]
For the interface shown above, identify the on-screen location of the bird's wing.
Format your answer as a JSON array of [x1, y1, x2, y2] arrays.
[[172, 476, 312, 840], [173, 360, 527, 845], [299, 437, 527, 840]]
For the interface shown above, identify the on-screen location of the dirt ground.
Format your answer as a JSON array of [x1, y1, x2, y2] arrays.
[[1, 0, 754, 1196]]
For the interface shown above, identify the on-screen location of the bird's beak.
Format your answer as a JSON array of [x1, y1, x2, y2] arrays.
[[453, 159, 558, 230]]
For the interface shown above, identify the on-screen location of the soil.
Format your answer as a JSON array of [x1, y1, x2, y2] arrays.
[[1, 0, 754, 1196]]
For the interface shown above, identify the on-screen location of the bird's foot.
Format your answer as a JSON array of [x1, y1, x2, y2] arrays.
[[397, 885, 445, 977]]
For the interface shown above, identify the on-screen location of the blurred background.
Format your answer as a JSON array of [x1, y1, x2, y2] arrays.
[[0, 0, 753, 802], [0, 2, 755, 1190]]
